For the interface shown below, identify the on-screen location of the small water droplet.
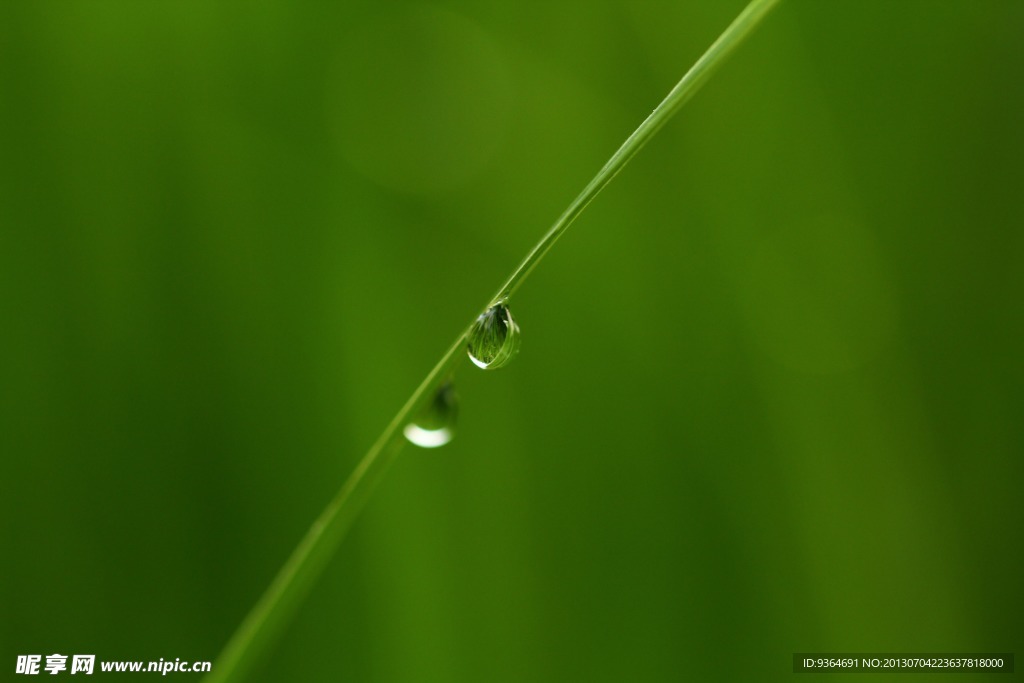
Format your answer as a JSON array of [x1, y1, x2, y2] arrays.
[[404, 380, 458, 448], [467, 302, 521, 370]]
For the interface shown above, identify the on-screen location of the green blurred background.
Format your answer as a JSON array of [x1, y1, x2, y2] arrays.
[[2, 1, 1021, 680]]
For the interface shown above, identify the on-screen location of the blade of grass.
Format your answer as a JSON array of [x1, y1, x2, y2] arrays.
[[205, 1, 782, 680]]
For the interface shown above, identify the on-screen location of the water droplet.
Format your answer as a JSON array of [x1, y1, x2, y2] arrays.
[[404, 380, 458, 449], [467, 302, 521, 370]]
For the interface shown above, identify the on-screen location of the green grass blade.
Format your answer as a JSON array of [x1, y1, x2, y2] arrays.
[[204, 1, 781, 681]]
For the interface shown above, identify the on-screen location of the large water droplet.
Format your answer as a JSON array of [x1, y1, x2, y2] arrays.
[[403, 380, 458, 448], [467, 302, 521, 370]]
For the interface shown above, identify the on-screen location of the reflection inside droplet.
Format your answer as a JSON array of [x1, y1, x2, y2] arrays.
[[467, 302, 521, 370]]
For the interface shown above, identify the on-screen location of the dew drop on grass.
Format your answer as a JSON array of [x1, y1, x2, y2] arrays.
[[404, 380, 458, 448], [467, 302, 521, 370]]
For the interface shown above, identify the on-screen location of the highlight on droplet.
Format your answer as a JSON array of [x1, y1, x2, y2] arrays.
[[402, 423, 454, 449]]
